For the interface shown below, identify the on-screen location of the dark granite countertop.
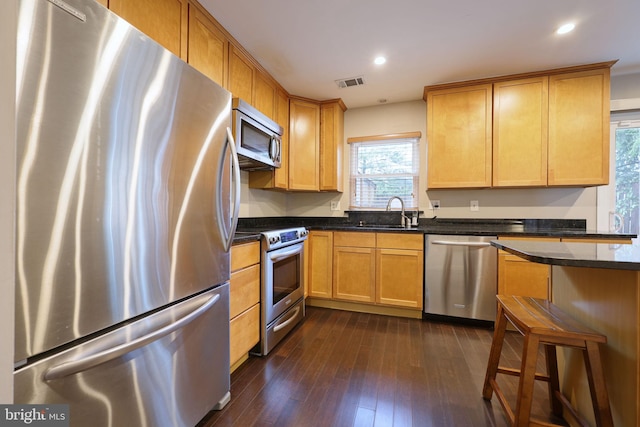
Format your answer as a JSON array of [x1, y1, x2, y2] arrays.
[[492, 239, 640, 271], [232, 217, 635, 245]]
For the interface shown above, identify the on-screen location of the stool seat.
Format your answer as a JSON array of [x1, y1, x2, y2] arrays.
[[483, 295, 613, 427]]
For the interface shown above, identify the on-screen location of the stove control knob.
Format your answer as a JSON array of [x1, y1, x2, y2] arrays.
[[269, 236, 279, 244]]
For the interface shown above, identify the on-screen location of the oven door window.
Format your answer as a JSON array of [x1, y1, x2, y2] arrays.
[[272, 254, 301, 305]]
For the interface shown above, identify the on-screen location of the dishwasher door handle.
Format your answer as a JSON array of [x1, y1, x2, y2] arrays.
[[431, 240, 492, 247]]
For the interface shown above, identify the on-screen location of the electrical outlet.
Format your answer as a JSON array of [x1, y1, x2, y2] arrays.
[[431, 200, 440, 210], [330, 201, 340, 211], [470, 200, 479, 211]]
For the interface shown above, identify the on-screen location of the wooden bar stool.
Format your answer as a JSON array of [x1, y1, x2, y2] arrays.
[[482, 295, 613, 427]]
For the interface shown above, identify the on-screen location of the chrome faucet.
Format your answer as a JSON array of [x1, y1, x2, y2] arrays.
[[386, 196, 411, 227]]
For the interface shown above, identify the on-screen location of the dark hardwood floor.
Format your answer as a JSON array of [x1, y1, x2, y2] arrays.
[[200, 306, 566, 427]]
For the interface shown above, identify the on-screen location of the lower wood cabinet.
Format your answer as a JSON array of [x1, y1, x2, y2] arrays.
[[376, 234, 424, 309], [497, 236, 558, 299], [333, 234, 376, 303], [307, 231, 333, 298], [497, 236, 634, 300], [307, 231, 424, 315], [229, 241, 260, 370]]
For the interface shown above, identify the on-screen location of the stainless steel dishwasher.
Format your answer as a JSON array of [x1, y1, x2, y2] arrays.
[[424, 234, 497, 322]]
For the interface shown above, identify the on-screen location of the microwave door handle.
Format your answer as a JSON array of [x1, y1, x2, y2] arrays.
[[269, 136, 279, 162], [216, 127, 240, 252]]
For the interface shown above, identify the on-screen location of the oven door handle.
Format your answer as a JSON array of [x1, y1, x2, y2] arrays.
[[269, 246, 303, 263], [273, 305, 301, 333]]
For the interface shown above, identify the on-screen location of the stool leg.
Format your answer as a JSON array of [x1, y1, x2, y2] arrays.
[[544, 344, 563, 417], [514, 333, 540, 427], [583, 341, 614, 427], [483, 303, 508, 400]]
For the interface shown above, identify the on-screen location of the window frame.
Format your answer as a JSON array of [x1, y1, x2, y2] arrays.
[[347, 131, 421, 210]]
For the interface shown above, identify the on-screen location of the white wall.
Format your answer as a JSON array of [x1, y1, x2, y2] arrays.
[[0, 0, 16, 404]]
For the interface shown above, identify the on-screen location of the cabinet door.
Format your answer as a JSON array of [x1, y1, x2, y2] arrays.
[[253, 71, 276, 119], [333, 246, 375, 303], [320, 100, 345, 192], [548, 68, 610, 186], [497, 237, 558, 299], [493, 77, 548, 187], [376, 248, 423, 309], [187, 5, 228, 87], [498, 253, 549, 299], [308, 231, 333, 298], [289, 99, 320, 191], [228, 45, 254, 102], [426, 84, 492, 188], [109, 0, 187, 59]]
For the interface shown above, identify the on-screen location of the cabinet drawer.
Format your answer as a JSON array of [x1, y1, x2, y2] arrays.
[[333, 232, 376, 248], [230, 264, 260, 319], [230, 304, 260, 366], [376, 233, 423, 250], [231, 241, 260, 272]]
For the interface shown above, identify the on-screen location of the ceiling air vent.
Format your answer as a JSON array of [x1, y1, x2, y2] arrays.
[[335, 76, 365, 88]]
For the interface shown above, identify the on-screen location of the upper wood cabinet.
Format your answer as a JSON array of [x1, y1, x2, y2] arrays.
[[548, 68, 610, 186], [289, 98, 321, 191], [320, 100, 346, 192], [109, 0, 188, 60], [424, 61, 614, 189], [96, 0, 107, 7], [186, 3, 228, 87], [493, 77, 548, 187], [253, 71, 277, 119], [426, 84, 493, 188], [228, 44, 254, 103]]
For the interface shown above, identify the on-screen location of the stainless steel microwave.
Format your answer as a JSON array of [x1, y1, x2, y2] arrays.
[[232, 98, 283, 170]]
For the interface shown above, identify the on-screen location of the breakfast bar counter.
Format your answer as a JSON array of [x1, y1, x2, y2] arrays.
[[492, 239, 640, 427]]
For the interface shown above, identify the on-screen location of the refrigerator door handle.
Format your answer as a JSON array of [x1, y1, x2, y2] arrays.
[[43, 292, 221, 381], [217, 127, 241, 252]]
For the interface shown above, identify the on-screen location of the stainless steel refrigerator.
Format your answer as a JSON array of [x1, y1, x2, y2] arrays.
[[13, 0, 240, 425]]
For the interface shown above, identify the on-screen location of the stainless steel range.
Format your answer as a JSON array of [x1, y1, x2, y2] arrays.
[[254, 227, 308, 355]]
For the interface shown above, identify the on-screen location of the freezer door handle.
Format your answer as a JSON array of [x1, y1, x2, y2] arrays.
[[431, 240, 492, 247], [217, 127, 241, 252], [43, 292, 221, 381]]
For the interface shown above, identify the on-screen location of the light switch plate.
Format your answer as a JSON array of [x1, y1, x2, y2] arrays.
[[470, 200, 479, 211]]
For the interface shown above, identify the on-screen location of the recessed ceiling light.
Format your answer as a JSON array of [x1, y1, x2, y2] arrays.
[[556, 23, 575, 35], [374, 56, 386, 65]]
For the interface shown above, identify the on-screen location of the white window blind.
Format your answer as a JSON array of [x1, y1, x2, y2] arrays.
[[349, 134, 420, 209]]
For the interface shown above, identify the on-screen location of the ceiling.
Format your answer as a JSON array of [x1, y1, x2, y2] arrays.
[[200, 0, 640, 109]]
